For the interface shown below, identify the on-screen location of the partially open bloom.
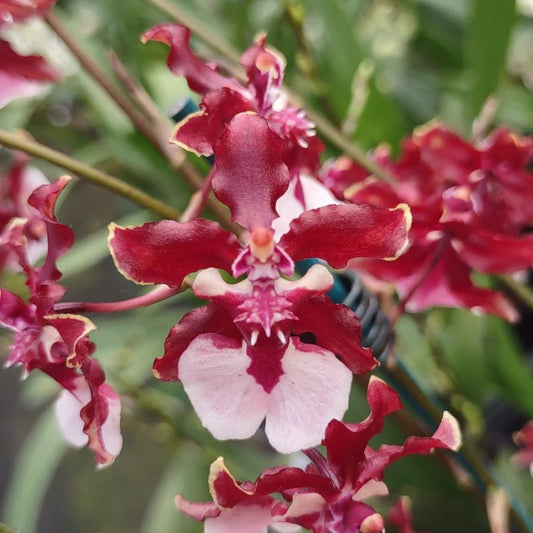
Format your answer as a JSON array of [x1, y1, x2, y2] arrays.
[[0, 0, 57, 22], [512, 420, 533, 476], [0, 152, 49, 271], [0, 1, 60, 108], [0, 176, 121, 466], [175, 377, 461, 533], [110, 112, 410, 452], [386, 496, 428, 533], [142, 23, 323, 188], [321, 124, 533, 321]]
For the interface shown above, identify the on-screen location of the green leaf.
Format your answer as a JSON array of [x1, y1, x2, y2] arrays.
[[464, 0, 516, 119], [0, 523, 15, 533], [304, 0, 365, 118], [2, 407, 67, 533], [140, 444, 207, 533], [483, 316, 533, 417]]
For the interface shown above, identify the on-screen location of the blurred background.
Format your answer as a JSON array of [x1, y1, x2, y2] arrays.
[[1, 0, 533, 531]]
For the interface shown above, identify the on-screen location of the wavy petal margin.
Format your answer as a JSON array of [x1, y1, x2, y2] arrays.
[[212, 112, 290, 230], [108, 219, 241, 287], [279, 203, 411, 268]]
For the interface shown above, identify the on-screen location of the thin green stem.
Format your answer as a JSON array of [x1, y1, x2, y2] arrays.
[[498, 274, 533, 312], [0, 130, 182, 220], [45, 12, 175, 160]]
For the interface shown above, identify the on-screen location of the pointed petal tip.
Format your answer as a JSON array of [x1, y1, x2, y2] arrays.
[[383, 203, 412, 261], [436, 411, 463, 451]]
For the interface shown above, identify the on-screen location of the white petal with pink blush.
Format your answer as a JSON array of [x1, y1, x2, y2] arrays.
[[266, 338, 352, 453], [178, 334, 352, 453]]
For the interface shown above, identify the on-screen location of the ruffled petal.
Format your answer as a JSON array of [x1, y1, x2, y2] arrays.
[[212, 113, 290, 230], [357, 410, 461, 488], [108, 219, 241, 287], [28, 176, 74, 287], [141, 24, 243, 95], [323, 377, 403, 484], [173, 88, 254, 156], [293, 294, 377, 374]]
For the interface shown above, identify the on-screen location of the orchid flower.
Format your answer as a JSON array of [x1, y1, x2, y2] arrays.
[[321, 124, 533, 321], [109, 112, 411, 453], [175, 377, 461, 533], [512, 420, 533, 476], [0, 176, 121, 466], [0, 152, 49, 271], [143, 23, 323, 189], [0, 1, 60, 108]]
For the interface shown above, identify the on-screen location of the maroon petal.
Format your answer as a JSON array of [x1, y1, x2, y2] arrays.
[[0, 39, 60, 108], [44, 313, 96, 367], [0, 288, 33, 331], [28, 176, 74, 285], [294, 295, 377, 374], [109, 219, 241, 287], [212, 113, 290, 230], [453, 229, 533, 274], [153, 303, 239, 381], [357, 411, 461, 488], [252, 465, 337, 499], [78, 358, 122, 466], [323, 377, 403, 484], [141, 24, 242, 96], [414, 123, 481, 184], [279, 203, 411, 268], [389, 243, 519, 322], [173, 88, 254, 156], [0, 0, 57, 24]]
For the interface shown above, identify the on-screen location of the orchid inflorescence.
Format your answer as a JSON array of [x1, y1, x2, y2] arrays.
[[1, 2, 533, 532]]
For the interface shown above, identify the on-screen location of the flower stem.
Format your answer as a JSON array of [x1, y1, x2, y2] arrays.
[[390, 234, 450, 325], [53, 285, 181, 314], [498, 274, 533, 312], [45, 12, 175, 160], [0, 129, 182, 220], [46, 11, 238, 231]]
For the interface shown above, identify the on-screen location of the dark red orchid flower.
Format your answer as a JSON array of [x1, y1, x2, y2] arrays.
[[387, 496, 429, 533], [0, 38, 60, 108], [321, 123, 533, 321], [0, 176, 121, 466], [512, 420, 533, 476], [142, 23, 323, 188], [0, 0, 56, 24], [109, 112, 411, 453], [175, 377, 461, 533]]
